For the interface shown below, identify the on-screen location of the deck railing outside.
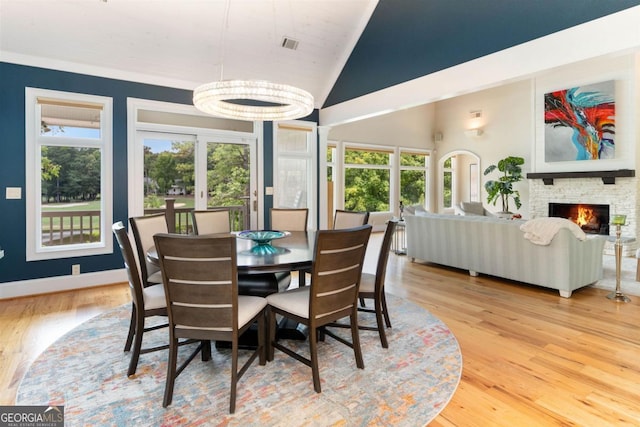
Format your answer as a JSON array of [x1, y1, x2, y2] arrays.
[[41, 199, 249, 246]]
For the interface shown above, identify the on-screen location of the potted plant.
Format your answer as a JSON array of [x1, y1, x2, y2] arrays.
[[483, 156, 525, 214]]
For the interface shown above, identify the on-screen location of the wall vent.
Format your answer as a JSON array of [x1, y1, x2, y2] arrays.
[[281, 37, 299, 50]]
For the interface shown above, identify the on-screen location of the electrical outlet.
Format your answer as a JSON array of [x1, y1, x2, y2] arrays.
[[72, 264, 80, 275]]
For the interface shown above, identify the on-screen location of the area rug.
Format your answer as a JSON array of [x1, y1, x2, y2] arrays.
[[17, 295, 462, 426]]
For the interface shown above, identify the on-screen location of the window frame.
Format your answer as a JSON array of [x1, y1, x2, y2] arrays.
[[25, 88, 113, 261], [343, 142, 394, 213], [399, 149, 430, 210]]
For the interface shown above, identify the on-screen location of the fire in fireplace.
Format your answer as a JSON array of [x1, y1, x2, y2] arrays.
[[548, 203, 610, 235]]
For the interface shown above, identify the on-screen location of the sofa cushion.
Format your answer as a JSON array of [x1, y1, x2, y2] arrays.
[[459, 201, 485, 216]]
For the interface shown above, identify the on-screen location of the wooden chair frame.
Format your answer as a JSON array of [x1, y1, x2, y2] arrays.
[[266, 225, 372, 392], [154, 233, 266, 413], [129, 212, 168, 286], [331, 220, 396, 348]]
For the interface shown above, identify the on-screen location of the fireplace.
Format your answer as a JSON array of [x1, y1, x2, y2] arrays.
[[548, 203, 610, 235]]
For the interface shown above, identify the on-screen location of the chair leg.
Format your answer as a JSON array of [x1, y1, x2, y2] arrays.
[[309, 326, 321, 393], [230, 339, 239, 414], [350, 312, 365, 369], [258, 311, 266, 366], [162, 338, 178, 407], [381, 293, 392, 328], [127, 307, 145, 377], [267, 309, 277, 362], [201, 340, 211, 361], [375, 298, 389, 349], [124, 304, 136, 352]]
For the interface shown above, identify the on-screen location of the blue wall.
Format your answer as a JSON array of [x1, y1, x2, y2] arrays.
[[0, 62, 291, 283], [324, 0, 640, 107]]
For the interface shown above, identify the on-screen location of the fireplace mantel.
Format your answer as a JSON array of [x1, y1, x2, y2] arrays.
[[526, 169, 635, 185]]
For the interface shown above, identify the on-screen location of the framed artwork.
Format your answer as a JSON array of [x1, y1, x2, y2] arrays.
[[544, 80, 615, 162]]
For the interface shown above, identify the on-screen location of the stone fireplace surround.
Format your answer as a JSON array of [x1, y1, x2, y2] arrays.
[[528, 176, 638, 256]]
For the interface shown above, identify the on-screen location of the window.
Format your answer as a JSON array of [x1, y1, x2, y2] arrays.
[[344, 145, 392, 212], [273, 122, 317, 228], [400, 150, 429, 209], [26, 88, 113, 260], [128, 98, 258, 230]]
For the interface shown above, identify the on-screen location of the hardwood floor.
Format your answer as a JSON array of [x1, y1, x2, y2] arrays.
[[2, 247, 640, 426]]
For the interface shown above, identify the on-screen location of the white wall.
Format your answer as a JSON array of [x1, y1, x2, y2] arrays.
[[434, 80, 532, 218], [327, 104, 434, 149]]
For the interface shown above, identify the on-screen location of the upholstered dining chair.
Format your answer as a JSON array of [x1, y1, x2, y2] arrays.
[[271, 208, 309, 286], [112, 222, 169, 377], [333, 209, 370, 229], [129, 212, 168, 287], [191, 209, 231, 235], [331, 220, 397, 348], [266, 224, 372, 393], [270, 208, 308, 231], [154, 233, 267, 414]]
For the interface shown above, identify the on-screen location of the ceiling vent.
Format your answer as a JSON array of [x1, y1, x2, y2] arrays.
[[281, 37, 299, 50]]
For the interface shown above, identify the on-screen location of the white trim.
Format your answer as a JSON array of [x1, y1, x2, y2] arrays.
[[25, 88, 113, 261], [272, 120, 318, 229], [320, 6, 640, 126], [0, 269, 127, 300], [126, 98, 260, 228]]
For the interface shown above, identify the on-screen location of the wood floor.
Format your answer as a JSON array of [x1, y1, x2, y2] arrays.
[[2, 250, 640, 426]]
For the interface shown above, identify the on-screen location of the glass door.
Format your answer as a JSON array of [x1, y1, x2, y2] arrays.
[[196, 138, 257, 231]]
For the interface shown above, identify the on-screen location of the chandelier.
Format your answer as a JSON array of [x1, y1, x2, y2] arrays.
[[193, 79, 314, 122]]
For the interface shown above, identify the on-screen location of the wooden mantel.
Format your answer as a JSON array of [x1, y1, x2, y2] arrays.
[[526, 169, 635, 185]]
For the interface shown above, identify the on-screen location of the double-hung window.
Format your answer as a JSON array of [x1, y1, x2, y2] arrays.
[[399, 150, 429, 209], [26, 88, 113, 260], [343, 145, 392, 212]]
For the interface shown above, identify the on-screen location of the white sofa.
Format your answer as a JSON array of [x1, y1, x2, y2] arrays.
[[405, 213, 606, 297]]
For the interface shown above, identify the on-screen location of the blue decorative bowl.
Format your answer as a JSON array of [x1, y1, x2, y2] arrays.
[[237, 230, 290, 255]]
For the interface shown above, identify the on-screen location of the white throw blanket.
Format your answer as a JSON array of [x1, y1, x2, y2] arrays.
[[520, 217, 586, 246]]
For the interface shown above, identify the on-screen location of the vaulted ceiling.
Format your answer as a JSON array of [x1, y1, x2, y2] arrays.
[[0, 0, 377, 109]]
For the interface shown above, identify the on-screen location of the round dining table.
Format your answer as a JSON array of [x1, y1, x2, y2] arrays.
[[147, 230, 315, 285]]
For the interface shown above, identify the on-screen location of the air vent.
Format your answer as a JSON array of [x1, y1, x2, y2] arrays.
[[281, 37, 299, 50]]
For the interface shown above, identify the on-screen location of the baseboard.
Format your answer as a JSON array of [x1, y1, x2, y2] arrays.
[[0, 269, 127, 299]]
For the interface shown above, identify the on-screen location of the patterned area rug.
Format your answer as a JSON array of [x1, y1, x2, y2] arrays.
[[17, 295, 462, 426]]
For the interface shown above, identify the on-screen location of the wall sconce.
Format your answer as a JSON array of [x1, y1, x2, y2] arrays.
[[465, 110, 484, 138]]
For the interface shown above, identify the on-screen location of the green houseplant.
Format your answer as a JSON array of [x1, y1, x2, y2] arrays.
[[483, 156, 525, 213]]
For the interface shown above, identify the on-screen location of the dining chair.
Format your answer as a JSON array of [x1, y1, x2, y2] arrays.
[[330, 220, 397, 348], [271, 208, 309, 286], [270, 208, 308, 231], [191, 209, 231, 235], [154, 233, 267, 413], [333, 209, 370, 229], [112, 222, 169, 377], [266, 224, 372, 393], [129, 212, 168, 287]]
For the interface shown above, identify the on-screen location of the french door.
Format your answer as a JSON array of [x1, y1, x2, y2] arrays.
[[134, 131, 257, 230]]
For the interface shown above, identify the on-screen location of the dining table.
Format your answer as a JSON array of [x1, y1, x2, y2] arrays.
[[147, 230, 315, 285]]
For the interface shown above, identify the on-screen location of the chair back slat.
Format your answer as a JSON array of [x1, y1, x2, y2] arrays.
[[154, 233, 238, 336], [129, 213, 168, 284], [191, 209, 231, 235], [270, 208, 308, 231], [333, 210, 370, 229], [310, 225, 371, 325]]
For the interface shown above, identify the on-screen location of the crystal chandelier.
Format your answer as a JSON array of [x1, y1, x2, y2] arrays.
[[193, 79, 314, 122]]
